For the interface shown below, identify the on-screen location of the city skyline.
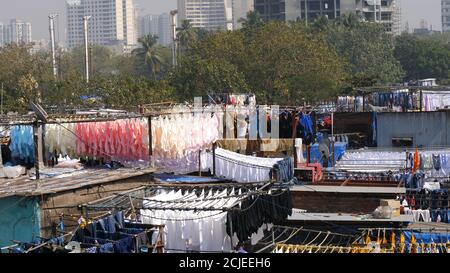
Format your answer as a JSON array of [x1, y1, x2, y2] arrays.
[[0, 0, 443, 43]]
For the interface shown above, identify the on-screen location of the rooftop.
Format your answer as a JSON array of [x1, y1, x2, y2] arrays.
[[0, 167, 156, 199]]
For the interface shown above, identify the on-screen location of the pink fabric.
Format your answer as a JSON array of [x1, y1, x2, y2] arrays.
[[75, 118, 149, 162]]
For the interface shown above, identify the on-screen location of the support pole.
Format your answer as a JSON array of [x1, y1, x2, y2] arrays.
[[212, 142, 217, 176], [198, 149, 202, 177], [331, 112, 335, 167], [83, 16, 91, 84], [170, 10, 178, 67], [148, 116, 153, 166], [293, 139, 297, 167], [33, 121, 40, 181], [419, 90, 423, 112], [49, 14, 58, 79]]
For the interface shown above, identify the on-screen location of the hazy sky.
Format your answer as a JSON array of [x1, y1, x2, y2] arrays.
[[0, 0, 442, 42]]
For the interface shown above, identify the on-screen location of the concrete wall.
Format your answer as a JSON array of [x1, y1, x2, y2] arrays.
[[377, 112, 450, 147], [0, 196, 40, 248]]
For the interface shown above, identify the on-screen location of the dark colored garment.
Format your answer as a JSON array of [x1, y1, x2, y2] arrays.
[[105, 215, 117, 233], [115, 211, 124, 228], [1, 144, 11, 165], [433, 154, 441, 171], [226, 188, 293, 242], [279, 112, 293, 139], [98, 219, 107, 232], [274, 157, 294, 183], [114, 237, 134, 253]]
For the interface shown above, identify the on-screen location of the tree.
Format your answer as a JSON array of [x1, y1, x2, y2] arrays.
[[133, 34, 167, 80], [170, 22, 347, 104], [238, 10, 265, 38], [316, 14, 404, 86], [394, 33, 450, 81], [0, 43, 54, 112], [177, 20, 198, 54]]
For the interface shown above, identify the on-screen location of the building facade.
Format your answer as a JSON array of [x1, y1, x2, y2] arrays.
[[138, 13, 172, 47], [177, 0, 234, 31], [0, 23, 4, 47], [66, 0, 137, 51], [254, 0, 400, 34], [232, 0, 254, 30], [0, 19, 33, 46], [443, 0, 450, 32]]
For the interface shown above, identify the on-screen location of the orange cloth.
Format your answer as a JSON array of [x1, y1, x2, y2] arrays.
[[412, 148, 420, 176]]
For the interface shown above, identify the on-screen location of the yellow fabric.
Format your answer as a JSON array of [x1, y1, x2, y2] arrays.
[[365, 231, 372, 245], [391, 232, 396, 251], [382, 230, 388, 245], [410, 234, 417, 253], [400, 233, 405, 253]]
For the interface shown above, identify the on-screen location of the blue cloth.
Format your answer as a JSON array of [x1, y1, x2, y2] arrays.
[[99, 243, 114, 253], [120, 228, 146, 235], [9, 125, 35, 165], [403, 231, 450, 244], [106, 215, 116, 233], [114, 237, 134, 253], [98, 219, 106, 231], [308, 142, 347, 167], [274, 157, 294, 183], [85, 247, 97, 253], [114, 211, 124, 229], [300, 115, 313, 137]]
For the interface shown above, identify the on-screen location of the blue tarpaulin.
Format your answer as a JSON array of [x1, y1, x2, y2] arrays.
[[306, 142, 347, 166], [153, 174, 227, 183]]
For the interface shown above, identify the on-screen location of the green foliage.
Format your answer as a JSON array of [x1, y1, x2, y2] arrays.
[[170, 21, 347, 104], [394, 33, 450, 81], [132, 34, 172, 80], [1, 11, 448, 114], [312, 14, 405, 86]]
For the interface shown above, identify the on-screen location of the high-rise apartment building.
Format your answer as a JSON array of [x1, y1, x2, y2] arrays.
[[177, 0, 234, 31], [232, 0, 254, 30], [66, 0, 137, 51], [443, 0, 450, 32], [254, 0, 400, 34], [0, 23, 4, 47], [0, 19, 32, 46], [138, 13, 171, 47]]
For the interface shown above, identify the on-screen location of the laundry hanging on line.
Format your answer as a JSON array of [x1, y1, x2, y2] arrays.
[[9, 125, 35, 166]]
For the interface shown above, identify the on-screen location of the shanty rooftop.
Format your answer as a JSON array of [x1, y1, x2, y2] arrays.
[[0, 167, 157, 199]]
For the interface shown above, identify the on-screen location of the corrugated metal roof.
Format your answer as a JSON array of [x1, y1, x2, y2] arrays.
[[0, 167, 156, 199]]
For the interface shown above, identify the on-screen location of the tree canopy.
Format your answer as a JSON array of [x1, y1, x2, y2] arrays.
[[0, 11, 448, 114]]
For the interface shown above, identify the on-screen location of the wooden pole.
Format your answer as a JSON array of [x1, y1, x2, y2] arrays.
[[419, 90, 423, 112], [198, 149, 202, 177], [148, 116, 153, 166], [33, 121, 40, 180], [41, 124, 47, 167], [293, 139, 297, 168], [212, 142, 217, 176]]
